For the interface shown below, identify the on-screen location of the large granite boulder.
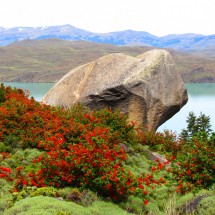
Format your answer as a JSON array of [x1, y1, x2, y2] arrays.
[[42, 49, 188, 130]]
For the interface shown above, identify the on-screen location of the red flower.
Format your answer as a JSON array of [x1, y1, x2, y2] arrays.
[[143, 199, 149, 206], [143, 190, 148, 195], [151, 167, 157, 172], [187, 170, 191, 175], [155, 158, 160, 162]]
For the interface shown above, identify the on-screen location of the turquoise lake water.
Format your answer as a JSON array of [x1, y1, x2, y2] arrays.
[[2, 82, 215, 134], [158, 83, 215, 133], [3, 82, 54, 101]]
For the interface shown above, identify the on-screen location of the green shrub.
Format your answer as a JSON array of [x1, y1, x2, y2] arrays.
[[180, 111, 212, 141], [144, 201, 165, 215], [172, 121, 215, 192], [3, 135, 21, 150], [9, 186, 57, 207], [65, 188, 82, 203], [5, 196, 131, 215], [197, 196, 215, 215], [81, 189, 98, 206], [30, 187, 57, 197], [120, 196, 144, 214], [0, 83, 6, 104], [0, 142, 12, 152], [57, 188, 98, 206]]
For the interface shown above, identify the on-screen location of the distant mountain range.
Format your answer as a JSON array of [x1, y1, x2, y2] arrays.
[[1, 24, 215, 51]]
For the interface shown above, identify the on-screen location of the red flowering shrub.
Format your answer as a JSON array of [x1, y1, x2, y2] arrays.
[[138, 129, 181, 155], [0, 86, 67, 148], [0, 85, 165, 202], [168, 113, 215, 193], [138, 115, 215, 193], [14, 130, 165, 201], [1, 84, 213, 201], [169, 133, 215, 193], [0, 151, 12, 181], [0, 85, 135, 150], [0, 166, 12, 181]]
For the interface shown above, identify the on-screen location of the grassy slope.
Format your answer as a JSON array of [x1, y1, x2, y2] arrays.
[[0, 39, 215, 83], [170, 50, 215, 82], [4, 196, 131, 215], [0, 86, 214, 214], [1, 145, 214, 215], [188, 46, 215, 59]]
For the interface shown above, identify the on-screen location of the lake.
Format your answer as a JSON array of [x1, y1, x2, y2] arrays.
[[3, 82, 54, 101], [158, 83, 215, 134], [2, 82, 215, 134]]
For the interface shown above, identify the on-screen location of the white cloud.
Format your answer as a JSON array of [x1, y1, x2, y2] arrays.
[[0, 0, 214, 36]]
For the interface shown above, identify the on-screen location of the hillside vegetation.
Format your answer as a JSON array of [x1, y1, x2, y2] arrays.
[[0, 39, 215, 83], [0, 84, 214, 214]]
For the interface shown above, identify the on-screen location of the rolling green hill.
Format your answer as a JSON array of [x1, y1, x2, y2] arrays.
[[0, 39, 215, 83]]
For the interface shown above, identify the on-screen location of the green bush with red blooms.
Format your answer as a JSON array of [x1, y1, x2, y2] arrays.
[[171, 113, 215, 193], [138, 112, 215, 193], [0, 83, 214, 204], [0, 84, 166, 203]]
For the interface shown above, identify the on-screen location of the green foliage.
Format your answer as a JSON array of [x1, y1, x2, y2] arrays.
[[137, 111, 215, 192], [144, 202, 165, 215], [138, 129, 179, 155], [4, 196, 131, 215], [180, 111, 212, 141], [56, 187, 73, 199], [5, 196, 90, 215], [197, 196, 215, 215], [0, 83, 6, 104], [0, 86, 159, 202], [172, 134, 215, 191], [81, 189, 99, 207], [0, 178, 12, 193], [9, 186, 57, 207], [120, 196, 145, 214], [0, 178, 13, 213], [0, 142, 12, 152], [30, 187, 57, 197], [170, 113, 215, 192], [0, 85, 214, 214], [56, 187, 98, 206], [3, 135, 21, 151], [164, 193, 179, 215], [1, 148, 42, 170], [65, 188, 83, 203]]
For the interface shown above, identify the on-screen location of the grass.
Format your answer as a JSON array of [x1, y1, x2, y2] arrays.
[[4, 196, 131, 215]]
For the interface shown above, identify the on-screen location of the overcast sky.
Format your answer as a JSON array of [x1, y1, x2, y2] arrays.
[[1, 0, 214, 36]]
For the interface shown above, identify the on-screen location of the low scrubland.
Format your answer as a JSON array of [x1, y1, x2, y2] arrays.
[[0, 83, 214, 214], [1, 40, 215, 83]]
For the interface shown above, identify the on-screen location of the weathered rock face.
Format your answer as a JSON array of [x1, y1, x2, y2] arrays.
[[42, 49, 188, 130]]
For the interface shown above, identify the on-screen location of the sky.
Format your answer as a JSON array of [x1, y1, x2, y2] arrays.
[[1, 0, 214, 36]]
